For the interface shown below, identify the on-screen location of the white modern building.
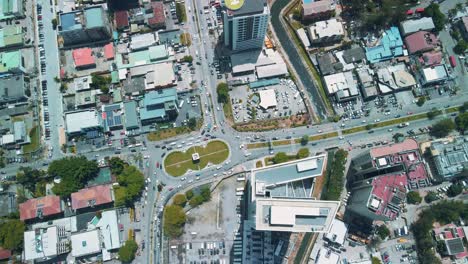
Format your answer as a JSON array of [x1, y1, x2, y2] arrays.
[[308, 18, 344, 44], [223, 0, 269, 51]]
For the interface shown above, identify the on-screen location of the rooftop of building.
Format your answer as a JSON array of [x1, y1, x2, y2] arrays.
[[422, 64, 448, 83], [225, 0, 266, 17], [84, 6, 106, 28], [365, 27, 403, 64], [431, 136, 468, 178], [0, 25, 23, 48], [123, 100, 139, 129], [400, 17, 435, 35], [302, 0, 334, 16], [255, 198, 339, 233], [309, 18, 344, 39], [114, 10, 129, 28], [324, 219, 348, 246], [24, 226, 58, 261], [368, 173, 407, 220], [405, 31, 439, 54], [420, 51, 443, 66], [323, 71, 358, 96], [314, 247, 340, 264], [65, 109, 101, 134], [72, 48, 95, 68], [0, 74, 25, 103], [0, 50, 21, 73], [96, 210, 120, 250], [148, 1, 165, 25], [370, 138, 418, 158], [71, 230, 101, 257], [19, 195, 62, 221], [71, 184, 113, 210], [102, 103, 123, 131]]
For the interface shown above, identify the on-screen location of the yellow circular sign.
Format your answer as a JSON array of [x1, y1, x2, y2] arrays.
[[225, 0, 245, 10]]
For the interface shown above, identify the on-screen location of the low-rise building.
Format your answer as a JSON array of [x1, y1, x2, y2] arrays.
[[419, 51, 443, 66], [140, 88, 179, 125], [0, 0, 24, 19], [19, 195, 63, 222], [102, 103, 123, 132], [0, 50, 25, 74], [0, 74, 27, 105], [64, 109, 102, 138], [147, 1, 166, 29], [72, 48, 96, 69], [130, 62, 176, 90], [71, 230, 102, 258], [24, 226, 70, 262], [114, 10, 129, 30], [400, 17, 435, 36], [317, 53, 343, 76], [405, 31, 439, 54], [365, 27, 403, 64], [324, 219, 348, 247], [59, 6, 112, 46], [323, 71, 359, 102], [377, 63, 416, 93], [296, 28, 311, 48], [130, 33, 157, 51], [357, 67, 378, 101], [0, 25, 24, 49], [420, 64, 449, 86], [301, 0, 334, 22], [433, 224, 468, 260], [71, 184, 114, 212], [258, 89, 277, 109], [429, 136, 468, 180], [308, 18, 344, 44], [123, 100, 140, 130]]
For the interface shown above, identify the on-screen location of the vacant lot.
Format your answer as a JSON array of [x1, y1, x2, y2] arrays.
[[164, 140, 229, 176]]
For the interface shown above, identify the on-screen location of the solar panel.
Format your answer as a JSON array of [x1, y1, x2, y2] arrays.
[[114, 115, 122, 125]]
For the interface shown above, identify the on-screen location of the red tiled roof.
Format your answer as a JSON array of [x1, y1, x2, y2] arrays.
[[457, 227, 465, 238], [302, 0, 333, 16], [420, 51, 442, 65], [456, 250, 468, 259], [405, 31, 439, 54], [370, 139, 418, 158], [115, 10, 129, 29], [0, 248, 11, 260], [371, 173, 407, 220], [104, 43, 114, 60], [19, 195, 62, 221], [148, 2, 165, 25], [71, 184, 113, 210], [445, 231, 454, 239], [72, 48, 95, 68]]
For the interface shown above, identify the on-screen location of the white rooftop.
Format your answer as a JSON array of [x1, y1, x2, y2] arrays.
[[96, 210, 120, 250], [323, 71, 358, 95], [24, 226, 58, 261], [71, 230, 101, 257], [258, 89, 277, 109], [324, 219, 348, 246], [315, 247, 340, 264], [256, 63, 288, 79], [297, 159, 318, 172], [422, 65, 448, 83], [65, 110, 101, 134], [309, 19, 344, 40], [130, 33, 157, 51], [400, 17, 435, 35], [270, 206, 320, 225], [296, 28, 310, 47], [145, 62, 176, 89]]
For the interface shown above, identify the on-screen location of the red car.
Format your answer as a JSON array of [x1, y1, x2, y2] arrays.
[[449, 55, 457, 67], [156, 162, 160, 168]]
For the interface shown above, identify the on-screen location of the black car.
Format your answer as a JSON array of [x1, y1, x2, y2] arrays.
[[162, 146, 166, 149], [155, 145, 160, 148], [161, 153, 166, 158], [201, 130, 206, 135]]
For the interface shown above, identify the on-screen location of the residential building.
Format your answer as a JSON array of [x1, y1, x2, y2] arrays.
[[341, 47, 366, 64], [405, 31, 439, 54], [419, 51, 443, 66], [147, 1, 166, 29], [117, 44, 171, 70], [0, 0, 23, 19], [72, 48, 96, 69], [308, 18, 344, 44], [420, 64, 449, 86], [0, 74, 27, 104], [64, 109, 102, 138], [24, 226, 70, 262], [429, 136, 468, 180], [71, 184, 114, 212], [59, 6, 112, 46], [114, 10, 129, 30], [0, 50, 25, 74], [140, 88, 179, 125], [301, 0, 334, 22], [71, 230, 102, 258], [400, 17, 435, 36], [323, 71, 359, 102], [223, 0, 269, 52], [130, 33, 157, 51], [347, 139, 430, 221], [130, 62, 176, 90], [0, 25, 24, 49], [365, 27, 403, 64], [19, 195, 63, 221], [102, 103, 123, 132]]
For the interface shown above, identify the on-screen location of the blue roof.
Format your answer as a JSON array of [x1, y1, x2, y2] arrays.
[[365, 27, 403, 64], [249, 78, 280, 89], [60, 12, 82, 31], [84, 7, 105, 28], [123, 101, 139, 129], [302, 0, 314, 4], [103, 104, 122, 131], [143, 88, 177, 107]]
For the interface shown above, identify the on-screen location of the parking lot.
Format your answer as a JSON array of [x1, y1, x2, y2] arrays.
[[169, 177, 240, 263], [379, 240, 417, 264], [229, 79, 307, 124]]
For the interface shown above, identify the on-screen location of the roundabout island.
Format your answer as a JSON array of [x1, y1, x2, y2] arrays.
[[163, 140, 230, 177]]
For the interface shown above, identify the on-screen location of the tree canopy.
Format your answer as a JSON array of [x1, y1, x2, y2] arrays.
[[423, 3, 446, 32], [163, 205, 186, 238], [16, 167, 48, 195], [427, 108, 442, 120], [430, 119, 455, 138], [272, 152, 289, 164], [50, 157, 99, 197], [447, 184, 463, 197], [300, 135, 309, 146], [109, 157, 126, 175], [114, 165, 145, 207], [407, 191, 422, 204], [118, 239, 138, 263], [188, 117, 197, 130], [296, 148, 310, 159], [173, 194, 187, 207], [90, 73, 111, 94], [216, 83, 229, 104], [424, 191, 438, 203], [455, 112, 468, 134], [0, 219, 25, 251], [323, 149, 347, 200], [376, 225, 390, 240]]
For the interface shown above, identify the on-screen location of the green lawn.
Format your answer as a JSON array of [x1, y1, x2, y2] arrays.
[[164, 140, 229, 177], [22, 126, 39, 153]]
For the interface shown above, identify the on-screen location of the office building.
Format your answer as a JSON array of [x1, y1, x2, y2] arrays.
[[429, 136, 468, 180], [223, 0, 269, 51], [140, 88, 179, 125]]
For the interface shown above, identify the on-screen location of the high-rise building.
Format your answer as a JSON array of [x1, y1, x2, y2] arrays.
[[223, 0, 269, 52]]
